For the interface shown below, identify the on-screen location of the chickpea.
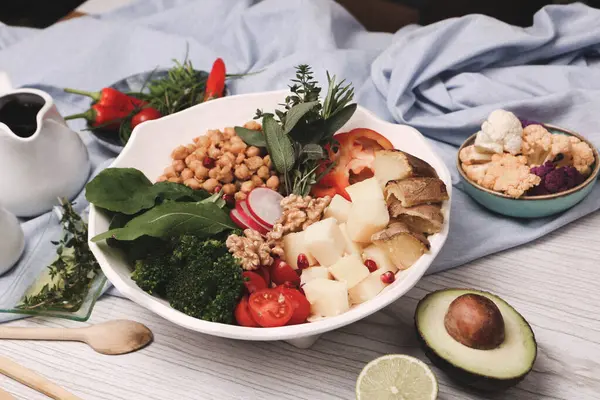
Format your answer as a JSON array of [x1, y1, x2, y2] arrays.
[[245, 156, 264, 171], [183, 178, 201, 190], [207, 145, 222, 159], [164, 165, 177, 178], [230, 141, 247, 154], [234, 164, 251, 180], [251, 175, 263, 187], [194, 165, 209, 179], [202, 178, 220, 192], [188, 160, 202, 171], [208, 168, 218, 179], [181, 168, 194, 180], [266, 175, 279, 190], [168, 177, 183, 184], [194, 147, 207, 159], [218, 152, 235, 166], [230, 135, 243, 143], [221, 172, 234, 184], [185, 153, 198, 165], [223, 127, 235, 139], [241, 180, 255, 193], [256, 165, 270, 180], [234, 191, 247, 201], [172, 160, 186, 172], [263, 155, 273, 169], [222, 183, 236, 195], [156, 175, 168, 182], [246, 146, 261, 157], [235, 153, 246, 164], [186, 144, 197, 153], [244, 120, 262, 131], [207, 129, 223, 144], [171, 145, 190, 160], [196, 136, 210, 148]]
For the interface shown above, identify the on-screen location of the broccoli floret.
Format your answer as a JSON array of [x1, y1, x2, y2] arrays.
[[131, 245, 176, 296]]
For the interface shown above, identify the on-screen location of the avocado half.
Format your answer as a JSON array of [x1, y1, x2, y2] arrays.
[[415, 289, 537, 392]]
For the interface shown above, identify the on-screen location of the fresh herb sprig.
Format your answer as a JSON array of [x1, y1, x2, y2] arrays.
[[237, 65, 356, 196], [18, 200, 101, 312]]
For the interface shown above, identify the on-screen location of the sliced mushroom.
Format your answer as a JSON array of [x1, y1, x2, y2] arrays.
[[388, 200, 444, 234], [371, 221, 430, 270], [385, 177, 449, 207], [374, 149, 438, 186]]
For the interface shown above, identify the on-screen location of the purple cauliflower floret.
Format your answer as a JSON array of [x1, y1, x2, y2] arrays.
[[519, 118, 542, 128], [563, 165, 585, 188], [530, 161, 555, 179], [544, 168, 566, 193], [527, 163, 585, 196]]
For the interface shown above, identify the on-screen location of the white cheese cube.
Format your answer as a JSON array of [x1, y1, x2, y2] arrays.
[[345, 177, 384, 204], [303, 279, 349, 318], [346, 201, 389, 243], [328, 254, 370, 289], [339, 223, 362, 257], [300, 266, 332, 285], [283, 231, 317, 270], [304, 218, 346, 266], [349, 270, 389, 304], [362, 244, 398, 273], [324, 194, 352, 223]]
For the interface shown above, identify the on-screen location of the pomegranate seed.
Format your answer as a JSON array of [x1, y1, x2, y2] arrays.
[[222, 194, 235, 207], [364, 259, 378, 272], [202, 157, 216, 168], [297, 253, 309, 269], [380, 271, 395, 284], [214, 185, 222, 193]]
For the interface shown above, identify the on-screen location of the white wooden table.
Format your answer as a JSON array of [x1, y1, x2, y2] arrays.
[[1, 209, 599, 400]]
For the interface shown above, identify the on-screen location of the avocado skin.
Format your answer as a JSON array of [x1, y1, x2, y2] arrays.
[[414, 289, 537, 392]]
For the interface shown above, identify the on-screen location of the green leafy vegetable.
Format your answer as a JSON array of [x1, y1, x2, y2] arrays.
[[283, 101, 319, 134], [323, 103, 357, 139], [234, 126, 267, 147], [263, 115, 296, 174], [92, 201, 235, 242], [86, 168, 209, 215]]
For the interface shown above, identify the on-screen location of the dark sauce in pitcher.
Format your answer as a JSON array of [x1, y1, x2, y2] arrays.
[[0, 93, 45, 138]]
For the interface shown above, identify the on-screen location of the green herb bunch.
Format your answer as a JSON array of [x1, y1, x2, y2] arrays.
[[234, 65, 356, 196], [19, 200, 101, 312]]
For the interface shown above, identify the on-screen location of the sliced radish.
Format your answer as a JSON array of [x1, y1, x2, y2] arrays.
[[247, 188, 284, 228], [238, 201, 271, 232], [231, 205, 268, 235]]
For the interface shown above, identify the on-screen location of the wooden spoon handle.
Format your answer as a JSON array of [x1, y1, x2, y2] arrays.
[[0, 356, 82, 400], [0, 326, 83, 342], [0, 387, 16, 400]]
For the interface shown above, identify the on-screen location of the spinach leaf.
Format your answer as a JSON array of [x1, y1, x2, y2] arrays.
[[283, 101, 319, 134], [92, 202, 236, 242], [263, 115, 295, 174], [234, 126, 267, 147], [86, 168, 209, 214]]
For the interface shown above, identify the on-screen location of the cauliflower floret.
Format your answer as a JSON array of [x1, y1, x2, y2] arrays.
[[479, 154, 541, 198], [521, 124, 552, 166], [459, 145, 493, 165], [475, 110, 523, 155], [569, 137, 595, 176], [462, 163, 490, 184], [548, 134, 573, 168]]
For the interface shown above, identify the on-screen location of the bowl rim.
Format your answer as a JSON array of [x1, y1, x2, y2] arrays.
[[456, 123, 600, 201]]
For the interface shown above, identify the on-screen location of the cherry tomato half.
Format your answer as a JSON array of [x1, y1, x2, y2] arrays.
[[271, 259, 300, 287], [255, 266, 271, 288], [248, 289, 293, 327], [235, 296, 259, 327], [276, 286, 311, 325], [242, 271, 267, 294]]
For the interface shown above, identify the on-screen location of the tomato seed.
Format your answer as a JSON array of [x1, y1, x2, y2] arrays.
[[380, 271, 395, 284], [364, 259, 378, 272], [297, 254, 309, 269]]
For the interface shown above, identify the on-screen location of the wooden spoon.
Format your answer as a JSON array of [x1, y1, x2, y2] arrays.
[[0, 320, 153, 355], [0, 386, 16, 400]]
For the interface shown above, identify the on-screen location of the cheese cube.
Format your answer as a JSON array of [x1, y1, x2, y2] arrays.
[[346, 201, 389, 243], [339, 223, 362, 257], [349, 270, 389, 304], [345, 177, 384, 204], [303, 279, 349, 318], [324, 195, 352, 223], [362, 244, 398, 273], [304, 218, 346, 266], [328, 254, 370, 289], [283, 231, 317, 270], [301, 266, 332, 285]]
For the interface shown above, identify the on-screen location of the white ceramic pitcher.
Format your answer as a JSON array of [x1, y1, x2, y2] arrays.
[[0, 206, 25, 275], [0, 88, 90, 217]]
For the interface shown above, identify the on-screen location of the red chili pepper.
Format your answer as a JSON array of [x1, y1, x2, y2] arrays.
[[64, 104, 127, 129], [131, 107, 162, 129], [204, 58, 226, 102], [64, 87, 146, 111]]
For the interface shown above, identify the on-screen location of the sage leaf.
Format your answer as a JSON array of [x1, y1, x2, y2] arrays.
[[263, 115, 295, 173], [283, 101, 319, 134], [234, 126, 267, 147], [92, 202, 236, 242], [324, 103, 357, 139], [86, 168, 209, 215], [301, 144, 324, 160]]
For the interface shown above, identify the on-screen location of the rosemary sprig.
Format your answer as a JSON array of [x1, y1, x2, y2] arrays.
[[18, 200, 100, 312]]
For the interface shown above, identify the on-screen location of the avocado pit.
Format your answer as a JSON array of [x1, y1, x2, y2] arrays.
[[444, 293, 505, 350]]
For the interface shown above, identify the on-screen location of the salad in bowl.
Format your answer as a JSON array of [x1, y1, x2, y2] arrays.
[[87, 66, 452, 347]]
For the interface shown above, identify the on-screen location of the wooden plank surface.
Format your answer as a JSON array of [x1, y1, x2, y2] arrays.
[[0, 209, 598, 399]]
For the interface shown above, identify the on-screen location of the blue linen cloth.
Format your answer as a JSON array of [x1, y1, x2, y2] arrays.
[[1, 0, 599, 323]]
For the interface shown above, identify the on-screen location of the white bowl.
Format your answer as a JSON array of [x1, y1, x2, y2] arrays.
[[88, 90, 452, 348]]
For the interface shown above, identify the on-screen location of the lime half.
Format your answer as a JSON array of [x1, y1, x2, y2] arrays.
[[356, 355, 438, 400]]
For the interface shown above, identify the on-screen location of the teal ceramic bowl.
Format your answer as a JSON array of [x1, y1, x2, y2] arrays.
[[457, 124, 599, 218]]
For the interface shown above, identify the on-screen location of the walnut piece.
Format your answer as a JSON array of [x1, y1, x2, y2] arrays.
[[226, 229, 273, 270]]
